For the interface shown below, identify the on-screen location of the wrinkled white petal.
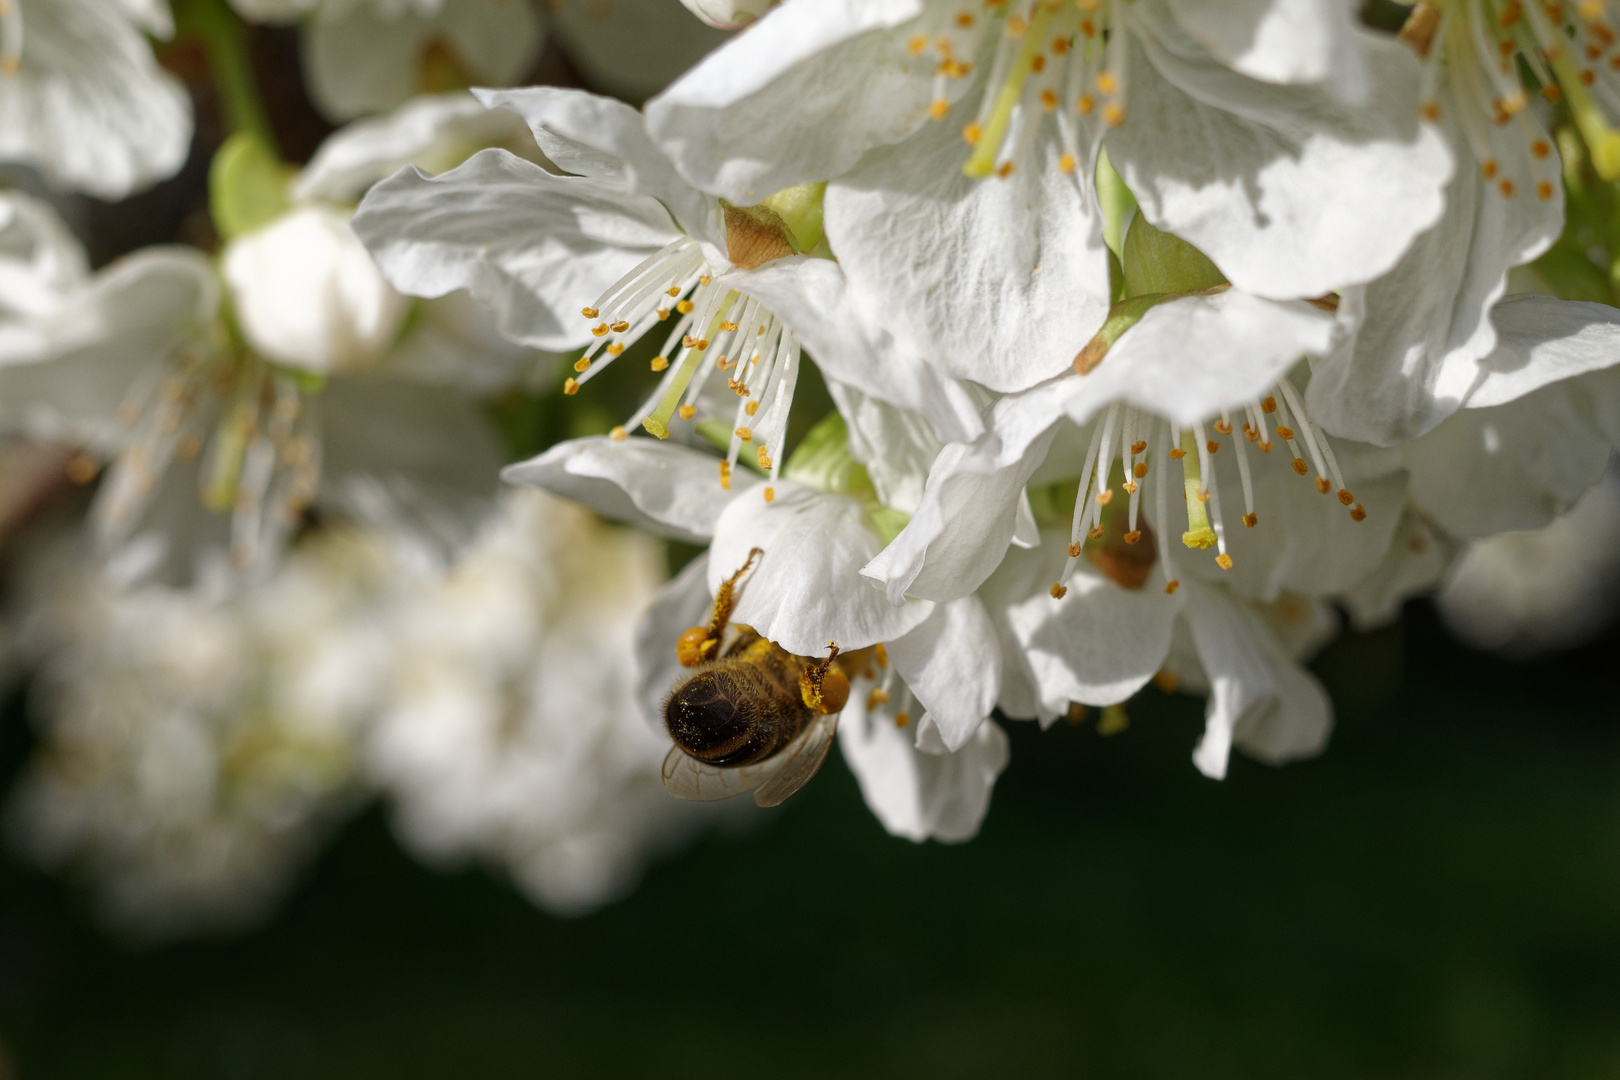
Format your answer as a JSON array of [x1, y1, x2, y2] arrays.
[[1306, 95, 1562, 445], [886, 595, 1000, 751], [1004, 533, 1183, 715], [294, 91, 535, 204], [0, 190, 89, 323], [1062, 291, 1338, 428], [646, 0, 928, 201], [0, 0, 192, 199], [1181, 580, 1332, 780], [475, 86, 725, 250], [305, 0, 542, 122], [864, 379, 1072, 606], [826, 379, 942, 515], [708, 480, 933, 655], [1110, 3, 1451, 299], [353, 149, 679, 351], [1402, 367, 1620, 538], [839, 694, 1008, 844], [1167, 0, 1364, 98], [734, 257, 984, 444], [502, 436, 741, 544], [825, 115, 1110, 393]]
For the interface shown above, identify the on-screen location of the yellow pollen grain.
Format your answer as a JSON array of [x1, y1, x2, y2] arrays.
[[907, 34, 928, 54], [1080, 18, 1096, 37], [1050, 582, 1068, 599], [667, 286, 681, 297], [1051, 36, 1069, 54], [1195, 489, 1210, 504], [1582, 68, 1597, 86], [1058, 153, 1077, 173], [678, 405, 696, 420], [563, 378, 579, 395], [1123, 480, 1138, 494], [655, 308, 671, 321], [651, 356, 669, 371], [997, 161, 1015, 178], [1031, 54, 1046, 74], [610, 426, 627, 441], [956, 12, 975, 27], [895, 712, 911, 728], [1211, 423, 1230, 436], [1544, 84, 1563, 102], [1103, 103, 1125, 127]]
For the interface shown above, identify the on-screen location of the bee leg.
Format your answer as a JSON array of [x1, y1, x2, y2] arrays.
[[799, 641, 850, 714], [676, 546, 763, 667]]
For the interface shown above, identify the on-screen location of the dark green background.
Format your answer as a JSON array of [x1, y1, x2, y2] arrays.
[[1, 605, 1615, 1079]]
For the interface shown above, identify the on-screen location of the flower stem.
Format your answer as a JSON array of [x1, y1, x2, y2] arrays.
[[176, 0, 278, 155]]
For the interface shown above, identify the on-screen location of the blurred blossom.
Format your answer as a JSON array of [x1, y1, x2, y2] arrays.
[[5, 524, 396, 941], [1438, 469, 1620, 657], [0, 0, 192, 199], [365, 488, 720, 914]]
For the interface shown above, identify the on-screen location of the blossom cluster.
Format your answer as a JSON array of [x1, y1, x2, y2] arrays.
[[2, 0, 1620, 934]]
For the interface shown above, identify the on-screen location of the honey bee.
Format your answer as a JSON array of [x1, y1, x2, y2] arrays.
[[662, 547, 850, 807]]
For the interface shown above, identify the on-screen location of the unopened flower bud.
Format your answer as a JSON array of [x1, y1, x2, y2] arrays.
[[222, 205, 407, 376], [678, 0, 774, 29]]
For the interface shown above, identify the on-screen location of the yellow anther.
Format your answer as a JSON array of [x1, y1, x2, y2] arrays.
[[573, 357, 590, 373], [610, 425, 627, 441], [651, 356, 670, 371], [907, 34, 928, 54], [563, 378, 579, 395], [1040, 89, 1059, 112], [610, 320, 630, 333], [678, 405, 696, 420], [1215, 553, 1234, 570], [1291, 458, 1309, 475], [963, 122, 984, 146], [736, 426, 753, 441], [1274, 424, 1295, 439], [1243, 512, 1258, 528], [894, 712, 911, 728], [1123, 530, 1141, 545], [1538, 180, 1555, 200], [1350, 503, 1367, 521], [1068, 541, 1083, 557], [1131, 440, 1148, 453], [719, 461, 732, 489], [1337, 489, 1355, 506], [676, 300, 694, 314], [1103, 103, 1125, 127], [1096, 71, 1117, 95], [1164, 579, 1180, 594], [1133, 462, 1148, 478], [745, 400, 759, 416], [1050, 582, 1068, 599], [1316, 476, 1332, 494], [757, 446, 771, 469], [1058, 152, 1077, 173], [1077, 93, 1095, 115], [1094, 487, 1113, 505], [591, 323, 609, 337], [607, 343, 625, 356], [1261, 396, 1277, 413], [929, 99, 950, 120], [581, 306, 599, 318], [763, 486, 776, 503]]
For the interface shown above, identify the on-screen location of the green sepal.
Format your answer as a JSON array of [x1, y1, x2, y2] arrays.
[[760, 182, 826, 254], [210, 131, 293, 241], [1120, 216, 1226, 299], [1073, 291, 1182, 374]]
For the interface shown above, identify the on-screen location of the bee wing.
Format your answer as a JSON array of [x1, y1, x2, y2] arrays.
[[661, 745, 782, 802], [752, 713, 838, 808]]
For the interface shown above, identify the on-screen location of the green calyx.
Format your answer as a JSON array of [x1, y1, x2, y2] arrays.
[[210, 131, 293, 241], [759, 182, 827, 255], [780, 412, 911, 543]]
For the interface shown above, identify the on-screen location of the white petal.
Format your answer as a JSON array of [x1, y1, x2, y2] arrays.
[[708, 480, 933, 654], [1339, 510, 1454, 630], [676, 0, 772, 30], [838, 696, 1009, 843], [632, 555, 712, 733], [734, 256, 984, 445], [474, 87, 724, 249], [0, 247, 218, 451], [1181, 580, 1332, 780], [1306, 98, 1563, 445], [1109, 6, 1451, 299], [382, 290, 532, 392], [1461, 295, 1620, 409], [502, 436, 741, 544], [304, 0, 542, 122], [1061, 291, 1338, 428], [825, 378, 942, 515], [1402, 368, 1620, 538], [550, 0, 731, 99], [352, 149, 679, 351], [1004, 533, 1183, 714], [1167, 0, 1364, 98], [645, 0, 928, 202], [863, 379, 1072, 605], [294, 91, 534, 204], [825, 115, 1110, 393], [886, 595, 1001, 751], [0, 0, 192, 199], [0, 191, 89, 321]]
